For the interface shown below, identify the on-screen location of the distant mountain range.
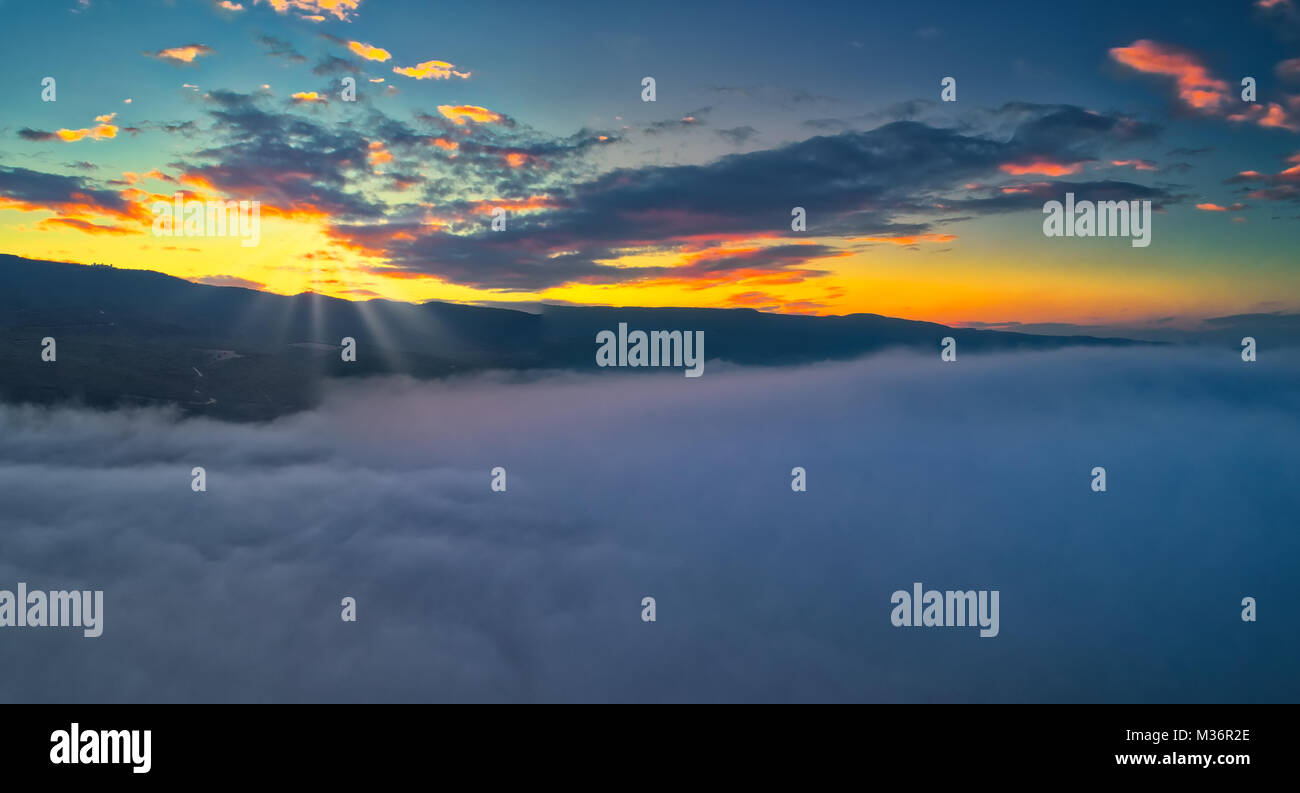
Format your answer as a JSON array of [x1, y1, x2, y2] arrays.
[[1, 254, 1147, 420]]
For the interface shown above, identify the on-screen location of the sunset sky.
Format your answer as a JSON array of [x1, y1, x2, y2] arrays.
[[1, 0, 1298, 326]]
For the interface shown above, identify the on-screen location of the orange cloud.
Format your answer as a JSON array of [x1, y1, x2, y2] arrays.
[[624, 243, 850, 292], [53, 118, 119, 142], [999, 161, 1083, 176], [257, 0, 360, 21], [429, 137, 459, 151], [367, 140, 393, 169], [392, 60, 470, 80], [438, 104, 503, 125], [469, 196, 557, 214], [348, 41, 391, 62], [0, 179, 154, 232], [176, 174, 217, 193], [149, 44, 214, 64], [291, 91, 323, 103]]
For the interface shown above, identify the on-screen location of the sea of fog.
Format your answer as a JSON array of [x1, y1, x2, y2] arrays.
[[0, 346, 1296, 702]]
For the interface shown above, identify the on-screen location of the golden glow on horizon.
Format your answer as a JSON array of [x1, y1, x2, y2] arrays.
[[0, 214, 1290, 326], [1, 203, 1294, 326]]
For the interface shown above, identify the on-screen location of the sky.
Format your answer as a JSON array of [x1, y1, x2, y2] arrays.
[[0, 0, 1298, 326]]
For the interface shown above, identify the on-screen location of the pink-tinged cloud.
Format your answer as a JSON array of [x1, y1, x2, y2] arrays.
[[1195, 202, 1247, 211], [256, 0, 360, 21], [1111, 39, 1300, 131], [998, 182, 1052, 195], [1111, 159, 1158, 171], [147, 44, 214, 64], [1227, 152, 1300, 201], [1226, 101, 1300, 131], [999, 160, 1083, 176], [347, 41, 390, 62], [1109, 39, 1230, 112], [468, 196, 558, 215], [1277, 58, 1300, 82], [392, 60, 470, 80], [438, 105, 503, 125], [217, 1, 244, 10]]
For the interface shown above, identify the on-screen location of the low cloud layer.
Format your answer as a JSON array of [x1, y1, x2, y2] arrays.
[[0, 347, 1296, 702]]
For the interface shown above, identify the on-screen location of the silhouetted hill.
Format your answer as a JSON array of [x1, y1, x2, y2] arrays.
[[0, 254, 1146, 420]]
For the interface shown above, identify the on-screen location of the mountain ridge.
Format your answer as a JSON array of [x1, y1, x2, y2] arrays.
[[1, 254, 1147, 420]]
